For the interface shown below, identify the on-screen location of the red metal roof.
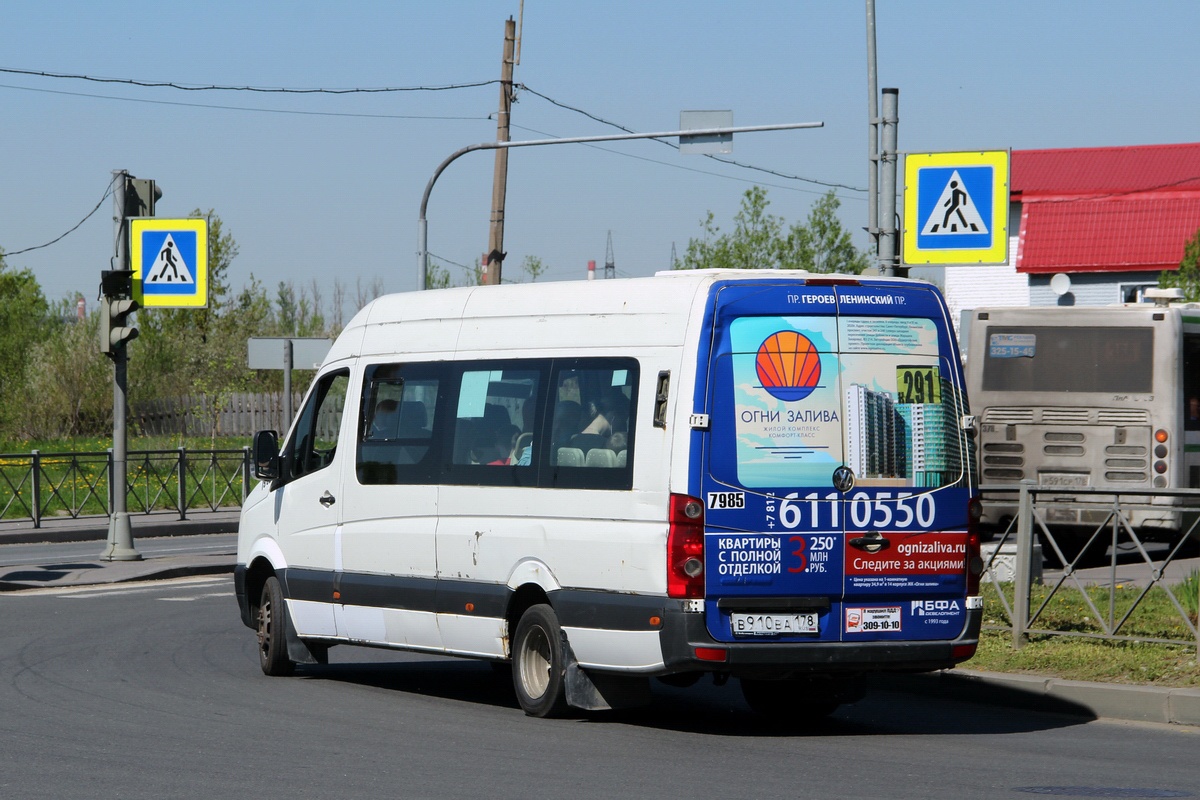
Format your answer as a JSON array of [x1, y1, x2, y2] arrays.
[[1012, 143, 1200, 273], [1013, 142, 1200, 198], [1017, 196, 1200, 273]]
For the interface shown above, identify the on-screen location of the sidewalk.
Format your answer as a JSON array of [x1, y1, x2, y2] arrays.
[[1, 512, 1197, 728], [0, 509, 239, 591], [0, 508, 241, 545]]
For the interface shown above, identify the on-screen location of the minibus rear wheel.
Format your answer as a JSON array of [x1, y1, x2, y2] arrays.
[[257, 576, 295, 677], [512, 604, 568, 717]]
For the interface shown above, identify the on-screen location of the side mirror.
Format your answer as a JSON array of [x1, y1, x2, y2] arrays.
[[253, 430, 281, 480], [960, 414, 979, 438]]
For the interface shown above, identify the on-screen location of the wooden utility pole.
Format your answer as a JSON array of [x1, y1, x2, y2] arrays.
[[484, 17, 517, 286]]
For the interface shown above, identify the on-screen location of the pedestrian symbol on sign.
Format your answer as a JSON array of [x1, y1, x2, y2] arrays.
[[920, 171, 988, 236], [143, 232, 195, 287], [914, 164, 995, 252]]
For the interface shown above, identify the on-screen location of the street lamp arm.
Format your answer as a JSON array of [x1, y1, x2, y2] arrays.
[[416, 121, 825, 290], [420, 142, 500, 222]]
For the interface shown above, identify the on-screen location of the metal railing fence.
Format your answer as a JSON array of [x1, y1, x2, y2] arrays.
[[981, 481, 1200, 657], [0, 448, 252, 526]]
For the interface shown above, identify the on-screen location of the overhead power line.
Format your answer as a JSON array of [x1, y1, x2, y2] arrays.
[[5, 175, 118, 257], [517, 83, 868, 194], [0, 66, 500, 94], [0, 82, 490, 121]]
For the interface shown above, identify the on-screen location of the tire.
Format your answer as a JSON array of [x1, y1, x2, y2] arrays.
[[741, 676, 854, 722], [511, 604, 569, 717], [257, 576, 295, 677]]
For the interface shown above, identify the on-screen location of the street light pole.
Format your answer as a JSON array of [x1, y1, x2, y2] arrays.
[[416, 121, 825, 291]]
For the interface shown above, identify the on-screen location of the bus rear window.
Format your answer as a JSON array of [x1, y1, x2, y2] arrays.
[[981, 326, 1153, 393]]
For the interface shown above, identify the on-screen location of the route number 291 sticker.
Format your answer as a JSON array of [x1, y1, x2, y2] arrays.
[[707, 491, 745, 510]]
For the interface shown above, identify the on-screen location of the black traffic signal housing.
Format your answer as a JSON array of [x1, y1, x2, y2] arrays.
[[100, 269, 139, 355], [126, 178, 161, 217]]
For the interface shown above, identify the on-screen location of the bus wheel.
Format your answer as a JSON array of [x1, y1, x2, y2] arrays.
[[512, 604, 568, 717], [257, 576, 295, 677], [740, 677, 846, 722]]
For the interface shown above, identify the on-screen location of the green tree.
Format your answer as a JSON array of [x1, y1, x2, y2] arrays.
[[1159, 227, 1200, 301], [13, 297, 110, 438], [0, 252, 52, 432], [426, 261, 453, 290], [787, 192, 870, 274], [677, 187, 868, 274], [518, 254, 549, 283]]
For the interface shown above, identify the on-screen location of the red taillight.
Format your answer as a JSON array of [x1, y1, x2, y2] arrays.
[[667, 493, 705, 599], [694, 647, 727, 662], [952, 643, 977, 662], [966, 495, 983, 595]]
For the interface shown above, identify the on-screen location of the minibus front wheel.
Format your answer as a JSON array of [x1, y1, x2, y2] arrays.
[[512, 604, 569, 717], [257, 576, 295, 677]]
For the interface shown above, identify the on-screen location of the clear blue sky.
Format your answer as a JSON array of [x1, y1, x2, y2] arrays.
[[3, 1, 1198, 313]]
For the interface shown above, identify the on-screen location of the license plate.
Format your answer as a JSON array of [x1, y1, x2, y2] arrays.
[[730, 612, 819, 636], [1039, 472, 1089, 487]]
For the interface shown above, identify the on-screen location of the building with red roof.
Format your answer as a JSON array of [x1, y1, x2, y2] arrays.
[[942, 142, 1200, 318]]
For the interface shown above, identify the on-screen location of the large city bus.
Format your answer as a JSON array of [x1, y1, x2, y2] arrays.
[[235, 270, 982, 720], [965, 290, 1200, 555]]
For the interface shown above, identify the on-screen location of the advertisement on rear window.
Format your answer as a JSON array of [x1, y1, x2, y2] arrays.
[[730, 315, 960, 492]]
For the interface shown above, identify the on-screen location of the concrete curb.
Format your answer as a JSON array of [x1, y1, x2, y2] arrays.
[[886, 668, 1200, 727]]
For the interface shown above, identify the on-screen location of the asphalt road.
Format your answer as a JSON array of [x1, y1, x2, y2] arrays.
[[1, 576, 1196, 800]]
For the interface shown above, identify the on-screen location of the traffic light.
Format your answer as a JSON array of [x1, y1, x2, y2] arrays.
[[100, 297, 140, 354], [100, 269, 139, 355], [126, 178, 161, 217]]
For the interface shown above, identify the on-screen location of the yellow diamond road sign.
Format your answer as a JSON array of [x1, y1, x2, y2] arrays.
[[902, 150, 1009, 265], [130, 217, 209, 308]]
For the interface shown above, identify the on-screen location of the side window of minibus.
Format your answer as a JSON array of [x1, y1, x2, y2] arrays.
[[356, 364, 442, 485], [286, 369, 349, 480], [549, 361, 637, 488], [450, 367, 540, 469]]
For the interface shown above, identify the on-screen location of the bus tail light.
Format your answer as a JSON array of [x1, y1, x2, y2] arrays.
[[667, 493, 705, 599], [1155, 429, 1169, 444], [966, 495, 984, 596]]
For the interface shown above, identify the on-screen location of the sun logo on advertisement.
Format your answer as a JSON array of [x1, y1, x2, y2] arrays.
[[755, 330, 821, 401]]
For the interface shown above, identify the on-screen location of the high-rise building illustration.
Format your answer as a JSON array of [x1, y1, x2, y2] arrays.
[[845, 376, 962, 486], [845, 384, 907, 480]]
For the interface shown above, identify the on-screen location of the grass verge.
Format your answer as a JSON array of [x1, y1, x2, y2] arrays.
[[970, 579, 1200, 688]]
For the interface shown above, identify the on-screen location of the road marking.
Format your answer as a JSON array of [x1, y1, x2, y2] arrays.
[[160, 591, 234, 602], [2, 575, 230, 598]]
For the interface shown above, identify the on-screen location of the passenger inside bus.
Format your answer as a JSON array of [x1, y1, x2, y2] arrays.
[[367, 399, 400, 440]]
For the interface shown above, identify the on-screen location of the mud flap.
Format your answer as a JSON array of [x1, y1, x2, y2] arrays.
[[284, 612, 329, 665], [561, 632, 652, 711]]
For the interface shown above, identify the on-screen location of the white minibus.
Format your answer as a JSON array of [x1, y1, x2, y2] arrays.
[[235, 270, 983, 719]]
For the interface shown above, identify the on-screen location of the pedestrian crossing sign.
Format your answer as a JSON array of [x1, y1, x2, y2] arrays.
[[902, 150, 1009, 265], [130, 217, 208, 308]]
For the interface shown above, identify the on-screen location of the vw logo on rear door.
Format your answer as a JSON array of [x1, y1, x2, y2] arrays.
[[832, 466, 855, 493]]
